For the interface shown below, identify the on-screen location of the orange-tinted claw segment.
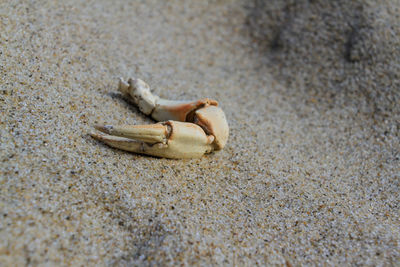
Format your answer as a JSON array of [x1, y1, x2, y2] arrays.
[[151, 98, 218, 122]]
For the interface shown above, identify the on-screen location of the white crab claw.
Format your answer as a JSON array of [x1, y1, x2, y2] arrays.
[[91, 121, 215, 159], [119, 78, 229, 151]]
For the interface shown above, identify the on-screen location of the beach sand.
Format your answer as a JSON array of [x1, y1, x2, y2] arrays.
[[1, 0, 399, 265]]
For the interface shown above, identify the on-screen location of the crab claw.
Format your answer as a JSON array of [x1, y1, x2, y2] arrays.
[[119, 78, 229, 150], [90, 121, 215, 159]]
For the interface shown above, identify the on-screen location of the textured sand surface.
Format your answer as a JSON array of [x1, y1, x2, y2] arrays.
[[1, 0, 399, 265]]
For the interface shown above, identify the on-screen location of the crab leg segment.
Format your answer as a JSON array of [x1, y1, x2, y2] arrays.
[[119, 78, 218, 122]]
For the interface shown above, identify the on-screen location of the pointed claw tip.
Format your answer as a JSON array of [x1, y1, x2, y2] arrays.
[[89, 131, 103, 141], [94, 124, 113, 134]]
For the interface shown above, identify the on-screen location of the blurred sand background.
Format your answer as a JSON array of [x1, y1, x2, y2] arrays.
[[1, 0, 399, 265]]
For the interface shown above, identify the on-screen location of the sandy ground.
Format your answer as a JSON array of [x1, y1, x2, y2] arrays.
[[1, 0, 399, 265]]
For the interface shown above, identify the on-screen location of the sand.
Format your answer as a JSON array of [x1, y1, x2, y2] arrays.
[[1, 0, 399, 265]]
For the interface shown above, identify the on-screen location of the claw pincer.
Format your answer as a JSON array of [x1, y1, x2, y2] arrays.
[[90, 78, 229, 159]]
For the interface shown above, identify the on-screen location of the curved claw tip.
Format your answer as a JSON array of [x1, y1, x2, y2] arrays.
[[89, 131, 104, 141], [93, 124, 113, 134]]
